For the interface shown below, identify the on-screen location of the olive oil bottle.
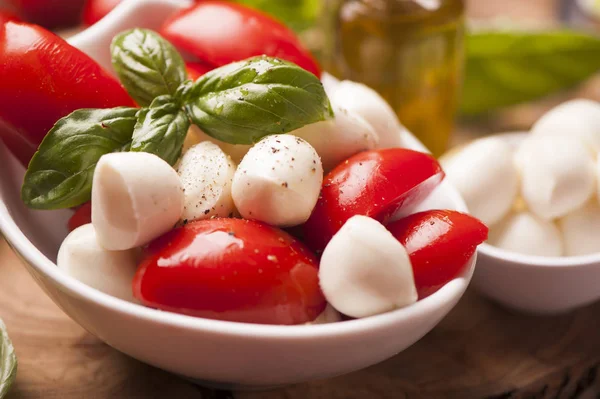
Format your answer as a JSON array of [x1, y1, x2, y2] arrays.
[[328, 0, 465, 156]]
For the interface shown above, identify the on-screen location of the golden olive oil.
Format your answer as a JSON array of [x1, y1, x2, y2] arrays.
[[329, 0, 465, 156]]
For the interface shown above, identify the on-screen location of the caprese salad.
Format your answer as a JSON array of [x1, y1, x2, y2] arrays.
[[2, 4, 488, 325], [442, 99, 600, 258]]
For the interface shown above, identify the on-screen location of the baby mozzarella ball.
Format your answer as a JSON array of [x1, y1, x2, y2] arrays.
[[559, 201, 600, 256], [183, 125, 250, 163], [531, 99, 600, 152], [92, 152, 184, 251], [319, 215, 417, 318], [57, 224, 138, 302], [232, 134, 323, 227], [441, 137, 519, 226], [321, 72, 341, 98], [331, 80, 405, 148], [308, 304, 343, 325], [517, 136, 596, 220], [489, 212, 563, 257], [177, 142, 236, 221], [292, 105, 378, 171]]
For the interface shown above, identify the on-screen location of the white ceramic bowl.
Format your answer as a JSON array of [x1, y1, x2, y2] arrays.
[[0, 0, 474, 389], [472, 133, 600, 314]]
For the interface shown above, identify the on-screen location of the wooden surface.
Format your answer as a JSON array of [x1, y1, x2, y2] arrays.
[[4, 0, 600, 398]]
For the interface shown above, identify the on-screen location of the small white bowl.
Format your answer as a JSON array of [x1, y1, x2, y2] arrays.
[[472, 133, 600, 314], [0, 0, 473, 388]]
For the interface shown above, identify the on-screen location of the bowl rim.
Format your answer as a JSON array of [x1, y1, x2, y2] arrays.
[[475, 131, 600, 269], [0, 129, 474, 339]]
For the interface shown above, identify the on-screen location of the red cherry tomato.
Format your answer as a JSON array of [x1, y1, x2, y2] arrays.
[[67, 202, 92, 232], [133, 218, 326, 325], [160, 1, 321, 76], [82, 0, 121, 25], [0, 10, 20, 24], [185, 61, 213, 81], [302, 148, 445, 253], [0, 22, 135, 166], [387, 210, 488, 298], [6, 0, 86, 29]]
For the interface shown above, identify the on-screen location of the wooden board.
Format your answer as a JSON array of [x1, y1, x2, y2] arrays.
[[2, 237, 600, 399]]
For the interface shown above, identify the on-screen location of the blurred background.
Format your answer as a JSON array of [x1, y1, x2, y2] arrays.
[[4, 0, 600, 157]]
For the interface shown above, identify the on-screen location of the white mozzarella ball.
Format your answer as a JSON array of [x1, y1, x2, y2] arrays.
[[559, 201, 600, 256], [331, 80, 405, 148], [308, 304, 343, 325], [319, 215, 417, 318], [92, 152, 184, 251], [531, 99, 600, 152], [57, 224, 138, 302], [232, 134, 323, 227], [441, 137, 519, 226], [291, 105, 378, 171], [517, 136, 596, 220], [178, 142, 236, 221], [183, 125, 250, 163], [489, 212, 563, 257], [321, 72, 341, 98]]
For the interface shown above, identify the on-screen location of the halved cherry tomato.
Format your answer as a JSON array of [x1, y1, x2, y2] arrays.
[[185, 61, 213, 81], [387, 210, 488, 298], [67, 202, 92, 232], [160, 1, 321, 76], [5, 0, 86, 29], [82, 0, 121, 26], [302, 148, 445, 253], [0, 22, 135, 166], [133, 218, 326, 325]]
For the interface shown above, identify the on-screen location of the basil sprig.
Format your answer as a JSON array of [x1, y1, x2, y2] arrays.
[[462, 29, 600, 115], [22, 108, 138, 209], [0, 319, 17, 399], [22, 28, 332, 210]]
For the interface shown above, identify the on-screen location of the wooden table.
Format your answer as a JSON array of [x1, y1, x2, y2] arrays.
[[4, 0, 600, 397]]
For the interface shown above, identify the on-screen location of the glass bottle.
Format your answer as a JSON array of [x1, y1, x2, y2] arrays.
[[328, 0, 465, 156]]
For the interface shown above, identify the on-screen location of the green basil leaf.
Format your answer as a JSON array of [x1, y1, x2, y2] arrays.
[[21, 108, 138, 210], [131, 95, 190, 165], [185, 56, 333, 144], [461, 30, 600, 115], [111, 28, 187, 107], [0, 319, 17, 399]]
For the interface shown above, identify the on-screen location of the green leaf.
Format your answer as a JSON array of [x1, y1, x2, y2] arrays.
[[21, 108, 138, 210], [111, 28, 187, 107], [231, 0, 320, 32], [184, 56, 333, 144], [461, 30, 600, 115], [131, 95, 190, 165], [0, 319, 17, 399]]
